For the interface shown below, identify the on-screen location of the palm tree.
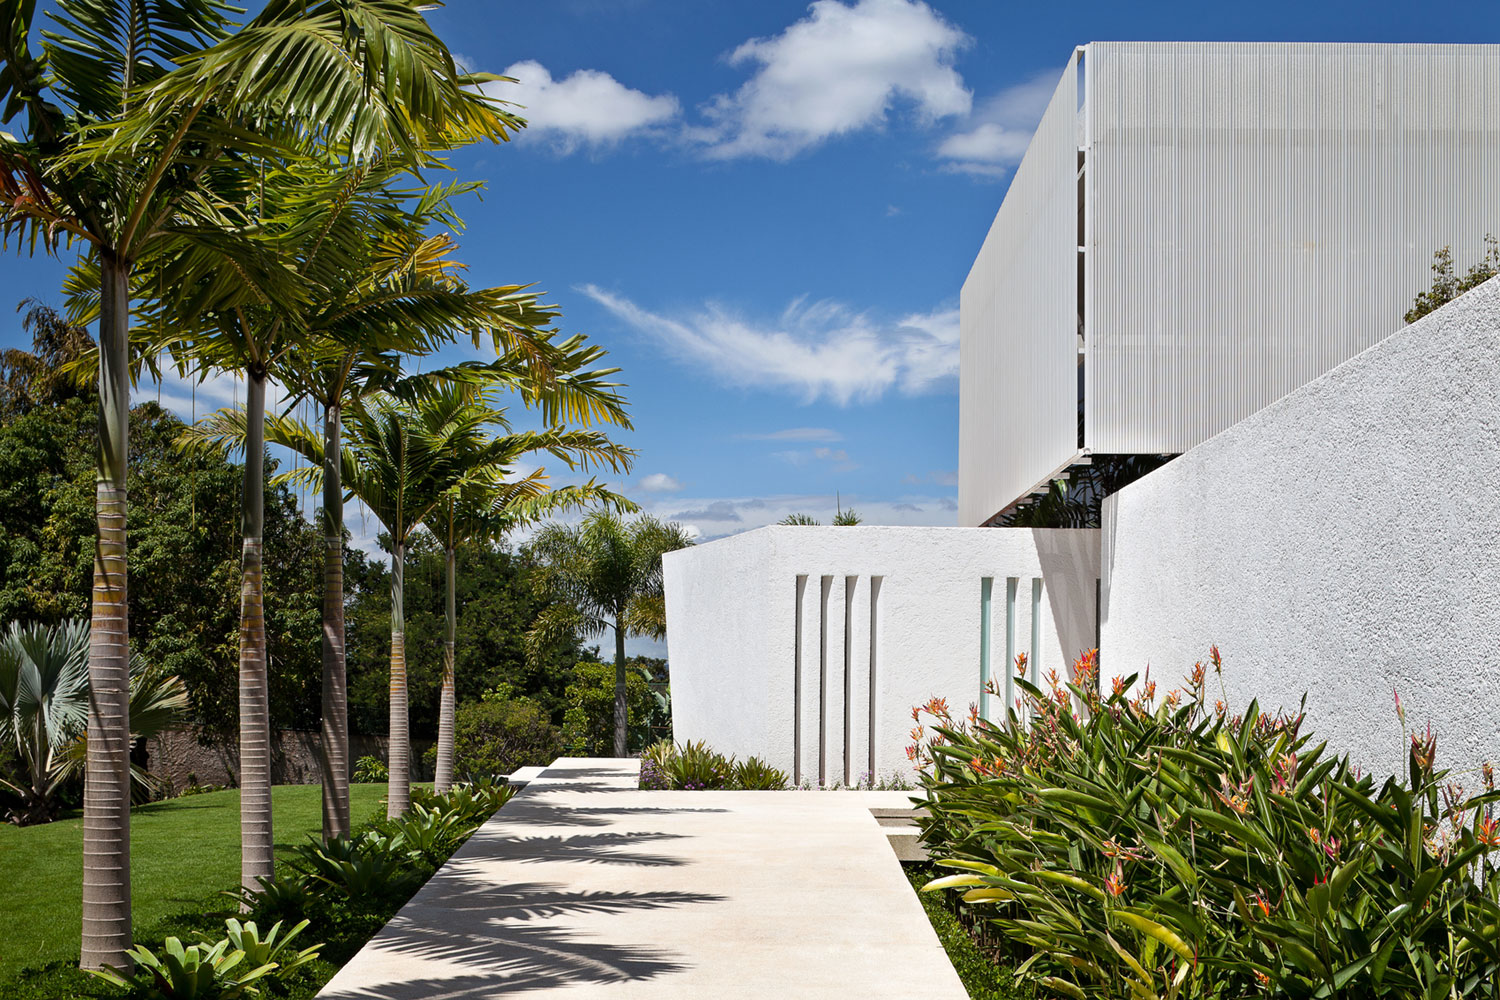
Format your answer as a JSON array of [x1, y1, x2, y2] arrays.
[[0, 619, 188, 825], [2, 0, 516, 966], [527, 513, 694, 757], [425, 457, 633, 792], [161, 157, 559, 866], [186, 350, 634, 815]]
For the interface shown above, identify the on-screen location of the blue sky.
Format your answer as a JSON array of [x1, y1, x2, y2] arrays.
[[5, 0, 1499, 550]]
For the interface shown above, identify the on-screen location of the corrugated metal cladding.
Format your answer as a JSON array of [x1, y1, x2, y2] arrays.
[[1084, 42, 1500, 455], [958, 50, 1079, 527]]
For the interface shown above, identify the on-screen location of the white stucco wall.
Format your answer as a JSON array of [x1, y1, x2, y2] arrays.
[[664, 526, 1099, 784], [1100, 278, 1500, 778]]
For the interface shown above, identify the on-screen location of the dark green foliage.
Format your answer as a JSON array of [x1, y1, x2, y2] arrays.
[[560, 661, 653, 755], [0, 386, 324, 739], [350, 756, 387, 783], [450, 698, 561, 780], [1405, 236, 1499, 324], [342, 533, 585, 737], [905, 864, 1033, 1000]]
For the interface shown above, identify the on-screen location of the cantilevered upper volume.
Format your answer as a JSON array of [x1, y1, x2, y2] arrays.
[[959, 41, 1500, 527]]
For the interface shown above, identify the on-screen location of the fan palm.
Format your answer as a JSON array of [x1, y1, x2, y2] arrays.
[[526, 513, 694, 758], [0, 619, 188, 825], [2, 0, 516, 966]]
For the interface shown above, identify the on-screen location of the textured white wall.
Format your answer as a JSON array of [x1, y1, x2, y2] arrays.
[[1100, 278, 1500, 778], [664, 526, 1099, 783]]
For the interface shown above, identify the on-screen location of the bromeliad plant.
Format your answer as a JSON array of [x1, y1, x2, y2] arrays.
[[915, 649, 1500, 999]]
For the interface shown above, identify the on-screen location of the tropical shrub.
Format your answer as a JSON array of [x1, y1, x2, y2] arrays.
[[0, 619, 187, 823], [560, 661, 655, 756], [222, 919, 321, 982], [731, 756, 789, 790], [664, 740, 733, 789], [350, 756, 387, 783], [637, 741, 787, 790], [451, 698, 561, 780], [914, 649, 1500, 999], [241, 780, 518, 922], [89, 931, 277, 999]]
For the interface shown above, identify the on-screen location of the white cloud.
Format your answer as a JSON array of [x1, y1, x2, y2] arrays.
[[639, 472, 683, 493], [936, 69, 1059, 178], [641, 491, 959, 542], [903, 469, 959, 486], [739, 427, 843, 442], [690, 0, 970, 160], [772, 446, 857, 472], [496, 60, 680, 150], [580, 284, 958, 405]]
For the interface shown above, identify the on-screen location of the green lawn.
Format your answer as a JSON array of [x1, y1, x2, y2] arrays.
[[0, 784, 392, 979]]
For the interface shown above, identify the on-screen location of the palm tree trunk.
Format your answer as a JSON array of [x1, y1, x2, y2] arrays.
[[239, 372, 273, 895], [434, 544, 457, 792], [80, 253, 132, 971], [387, 539, 410, 818], [614, 622, 628, 758], [319, 401, 350, 841]]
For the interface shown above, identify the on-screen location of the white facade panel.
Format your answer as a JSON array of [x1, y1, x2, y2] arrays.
[[663, 526, 1099, 783], [958, 51, 1080, 526], [1099, 278, 1500, 779], [1085, 41, 1500, 454]]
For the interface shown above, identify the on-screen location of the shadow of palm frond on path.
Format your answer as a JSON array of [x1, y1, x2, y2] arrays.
[[318, 876, 724, 999]]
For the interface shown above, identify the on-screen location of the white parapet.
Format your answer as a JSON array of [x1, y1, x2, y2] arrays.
[[1100, 277, 1500, 778], [663, 525, 1099, 784]]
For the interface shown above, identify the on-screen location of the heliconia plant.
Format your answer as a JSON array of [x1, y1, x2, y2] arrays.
[[914, 649, 1500, 999]]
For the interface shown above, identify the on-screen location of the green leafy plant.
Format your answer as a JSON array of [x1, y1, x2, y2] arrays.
[[350, 756, 388, 784], [222, 918, 320, 981], [559, 660, 655, 757], [914, 649, 1500, 999], [731, 756, 789, 790], [88, 936, 275, 999], [451, 697, 561, 781]]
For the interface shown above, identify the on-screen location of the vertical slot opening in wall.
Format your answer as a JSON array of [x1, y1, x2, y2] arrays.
[[1031, 578, 1043, 690], [979, 578, 993, 721], [794, 575, 807, 786], [843, 575, 855, 787], [1005, 578, 1018, 722], [819, 575, 832, 787], [868, 576, 881, 780]]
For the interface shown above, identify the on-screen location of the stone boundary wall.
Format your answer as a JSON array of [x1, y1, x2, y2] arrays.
[[145, 727, 434, 794], [1100, 277, 1500, 778]]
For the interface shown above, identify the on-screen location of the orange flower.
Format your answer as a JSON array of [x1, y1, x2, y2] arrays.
[[1478, 811, 1500, 847], [1104, 869, 1127, 896]]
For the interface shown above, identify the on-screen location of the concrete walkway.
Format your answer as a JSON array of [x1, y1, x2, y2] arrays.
[[317, 758, 966, 999]]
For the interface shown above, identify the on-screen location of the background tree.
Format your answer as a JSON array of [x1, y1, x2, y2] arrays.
[[1405, 236, 1499, 324], [425, 459, 631, 791], [526, 513, 694, 757]]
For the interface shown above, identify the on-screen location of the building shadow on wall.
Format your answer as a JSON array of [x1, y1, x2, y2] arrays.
[[317, 878, 724, 999]]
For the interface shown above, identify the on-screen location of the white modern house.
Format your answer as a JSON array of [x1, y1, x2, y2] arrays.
[[964, 41, 1500, 525], [665, 41, 1500, 783]]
